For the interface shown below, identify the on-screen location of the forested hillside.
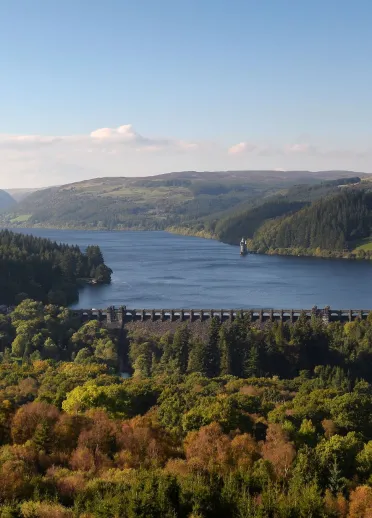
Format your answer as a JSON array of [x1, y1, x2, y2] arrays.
[[215, 200, 308, 244], [168, 176, 368, 245], [252, 189, 372, 255], [0, 230, 112, 305], [204, 177, 372, 258], [1, 170, 364, 231], [0, 302, 372, 515]]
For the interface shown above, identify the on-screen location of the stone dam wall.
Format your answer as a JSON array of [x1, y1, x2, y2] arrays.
[[69, 306, 372, 329]]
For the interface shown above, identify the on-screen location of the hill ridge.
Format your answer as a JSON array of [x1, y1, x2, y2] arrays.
[[1, 170, 367, 233]]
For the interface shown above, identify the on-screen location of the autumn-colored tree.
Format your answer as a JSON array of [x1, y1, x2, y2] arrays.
[[0, 459, 31, 501], [11, 401, 60, 447], [46, 466, 86, 501], [261, 423, 296, 479], [53, 413, 91, 453], [69, 446, 95, 472], [348, 486, 372, 517], [20, 500, 74, 518], [77, 409, 118, 455], [184, 422, 232, 473], [323, 489, 348, 518], [322, 418, 338, 438], [116, 414, 175, 469], [230, 432, 260, 471]]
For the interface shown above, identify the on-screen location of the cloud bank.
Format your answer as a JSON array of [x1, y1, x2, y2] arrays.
[[0, 125, 370, 188]]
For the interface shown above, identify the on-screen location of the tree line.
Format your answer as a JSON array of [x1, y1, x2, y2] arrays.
[[0, 230, 112, 305]]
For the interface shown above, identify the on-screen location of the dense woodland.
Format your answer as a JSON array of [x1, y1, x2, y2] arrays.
[[212, 179, 353, 245], [0, 300, 372, 515], [167, 177, 372, 258], [0, 231, 112, 306], [211, 181, 372, 259], [251, 190, 372, 256]]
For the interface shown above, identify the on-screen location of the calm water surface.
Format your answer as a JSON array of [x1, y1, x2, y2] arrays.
[[12, 229, 372, 309]]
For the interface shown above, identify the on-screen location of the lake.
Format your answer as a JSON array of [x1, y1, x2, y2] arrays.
[[10, 228, 372, 310]]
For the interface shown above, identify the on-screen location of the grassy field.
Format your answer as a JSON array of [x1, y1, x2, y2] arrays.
[[352, 237, 372, 252], [10, 214, 31, 223]]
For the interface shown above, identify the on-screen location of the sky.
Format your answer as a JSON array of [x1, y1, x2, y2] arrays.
[[0, 0, 371, 188]]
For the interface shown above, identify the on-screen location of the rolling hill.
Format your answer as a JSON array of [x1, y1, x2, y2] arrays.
[[0, 170, 366, 232]]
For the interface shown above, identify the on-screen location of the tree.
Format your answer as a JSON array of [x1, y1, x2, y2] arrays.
[[43, 337, 59, 359], [94, 337, 118, 368], [172, 325, 190, 374], [161, 325, 190, 374], [245, 345, 259, 378], [316, 432, 363, 481], [298, 418, 317, 447], [187, 320, 219, 377], [348, 486, 372, 517], [204, 318, 220, 377], [11, 402, 60, 449], [261, 423, 296, 479], [219, 326, 232, 375]]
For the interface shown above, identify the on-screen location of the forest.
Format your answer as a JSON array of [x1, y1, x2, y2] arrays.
[[0, 230, 112, 306], [0, 299, 372, 515], [251, 190, 372, 255], [210, 182, 372, 258]]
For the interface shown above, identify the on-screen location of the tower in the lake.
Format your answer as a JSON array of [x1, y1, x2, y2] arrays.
[[240, 238, 248, 256]]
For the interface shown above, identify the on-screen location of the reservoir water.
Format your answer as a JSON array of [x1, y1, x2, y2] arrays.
[[11, 229, 372, 309]]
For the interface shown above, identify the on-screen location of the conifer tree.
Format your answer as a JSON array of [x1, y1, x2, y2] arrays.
[[162, 325, 190, 374], [187, 338, 205, 373], [245, 345, 260, 378], [204, 317, 220, 377], [219, 326, 232, 375]]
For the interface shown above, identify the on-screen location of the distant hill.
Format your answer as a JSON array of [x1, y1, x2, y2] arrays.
[[0, 190, 16, 211], [4, 187, 42, 202], [0, 170, 366, 231]]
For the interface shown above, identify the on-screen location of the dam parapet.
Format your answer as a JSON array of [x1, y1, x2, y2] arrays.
[[69, 306, 371, 328]]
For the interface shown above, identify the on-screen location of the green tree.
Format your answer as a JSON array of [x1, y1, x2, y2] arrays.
[[245, 345, 259, 377]]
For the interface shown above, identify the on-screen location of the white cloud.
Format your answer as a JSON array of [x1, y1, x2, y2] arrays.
[[90, 124, 138, 142], [0, 125, 370, 188], [228, 142, 257, 155]]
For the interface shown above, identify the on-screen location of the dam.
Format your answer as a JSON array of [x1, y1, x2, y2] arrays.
[[69, 306, 371, 327]]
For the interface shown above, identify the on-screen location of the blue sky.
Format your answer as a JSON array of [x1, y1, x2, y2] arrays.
[[0, 0, 371, 187]]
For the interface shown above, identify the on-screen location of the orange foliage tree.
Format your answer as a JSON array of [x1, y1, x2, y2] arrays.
[[261, 423, 296, 479]]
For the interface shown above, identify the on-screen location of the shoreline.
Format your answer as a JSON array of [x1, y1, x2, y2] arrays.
[[3, 224, 372, 262]]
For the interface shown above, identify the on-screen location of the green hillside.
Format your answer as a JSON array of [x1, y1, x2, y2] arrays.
[[1, 170, 365, 231], [251, 188, 372, 257], [192, 176, 363, 244]]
